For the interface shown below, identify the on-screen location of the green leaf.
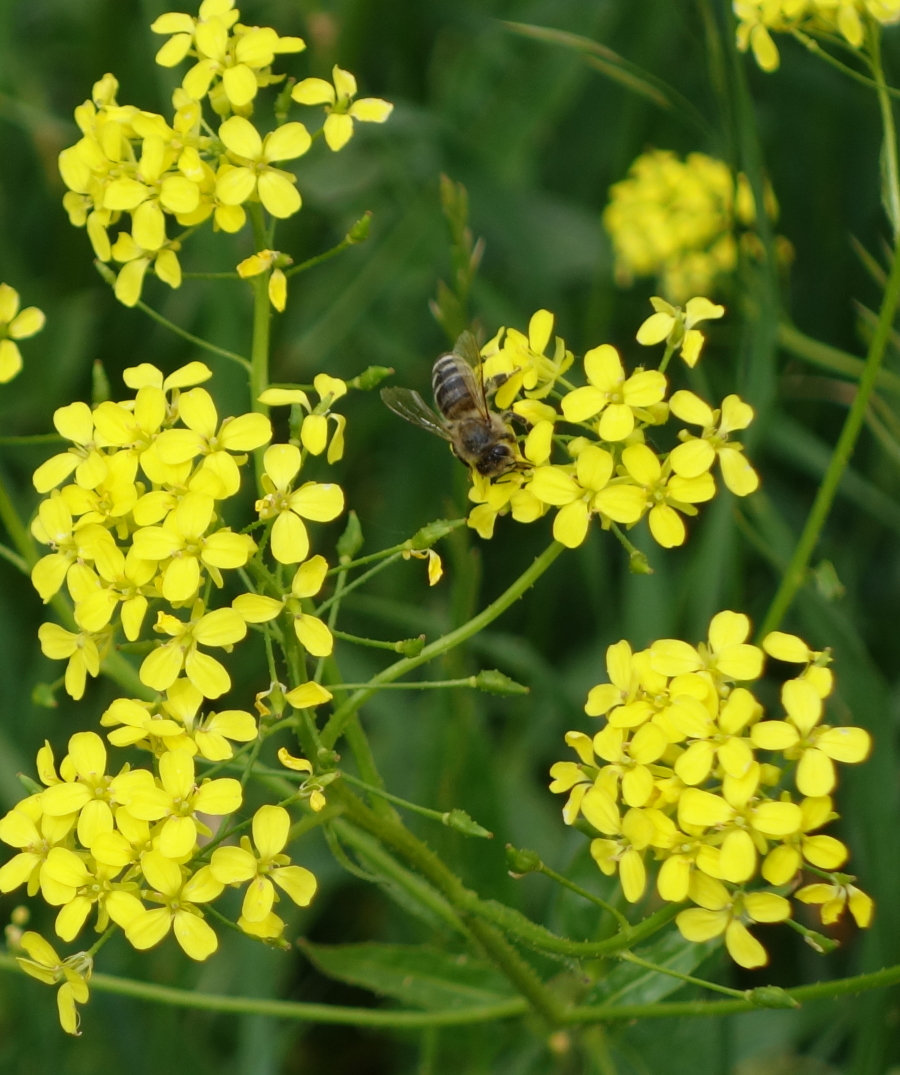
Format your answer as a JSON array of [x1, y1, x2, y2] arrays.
[[500, 21, 712, 137], [299, 941, 516, 1010], [584, 930, 721, 1007]]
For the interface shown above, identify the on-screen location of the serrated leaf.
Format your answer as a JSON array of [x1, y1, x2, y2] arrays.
[[585, 930, 721, 1007], [299, 941, 515, 1010]]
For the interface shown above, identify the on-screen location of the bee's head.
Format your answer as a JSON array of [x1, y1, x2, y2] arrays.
[[475, 443, 517, 478]]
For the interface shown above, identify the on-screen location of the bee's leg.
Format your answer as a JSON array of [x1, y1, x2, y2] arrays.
[[484, 372, 510, 397], [502, 409, 528, 428]]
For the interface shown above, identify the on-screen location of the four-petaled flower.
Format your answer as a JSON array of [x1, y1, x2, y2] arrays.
[[125, 851, 223, 961], [560, 345, 667, 441], [216, 117, 311, 218], [292, 66, 393, 152], [210, 804, 317, 938], [0, 283, 45, 383]]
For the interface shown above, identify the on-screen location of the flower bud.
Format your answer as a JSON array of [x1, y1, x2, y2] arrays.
[[505, 845, 542, 874]]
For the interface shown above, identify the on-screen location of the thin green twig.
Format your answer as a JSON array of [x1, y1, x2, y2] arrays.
[[321, 542, 565, 748], [760, 228, 900, 635]]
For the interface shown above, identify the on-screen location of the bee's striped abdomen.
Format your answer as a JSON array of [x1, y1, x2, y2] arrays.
[[432, 354, 476, 420]]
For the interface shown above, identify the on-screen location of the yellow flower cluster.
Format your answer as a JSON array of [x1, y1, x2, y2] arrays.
[[29, 361, 347, 702], [602, 151, 769, 302], [550, 616, 873, 969], [0, 733, 316, 1020], [467, 302, 757, 550], [57, 0, 392, 308], [0, 283, 45, 384], [735, 0, 900, 71], [6, 363, 350, 1031]]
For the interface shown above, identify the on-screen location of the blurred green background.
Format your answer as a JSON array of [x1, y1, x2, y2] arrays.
[[0, 0, 899, 1072]]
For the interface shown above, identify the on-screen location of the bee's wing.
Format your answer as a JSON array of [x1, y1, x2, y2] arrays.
[[452, 330, 492, 420], [380, 386, 453, 441]]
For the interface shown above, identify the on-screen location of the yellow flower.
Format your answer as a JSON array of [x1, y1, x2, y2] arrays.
[[668, 392, 759, 496], [236, 248, 291, 311], [110, 232, 182, 307], [35, 732, 154, 847], [122, 748, 241, 857], [72, 550, 156, 642], [481, 310, 573, 409], [402, 547, 443, 586], [795, 879, 874, 928], [619, 442, 715, 548], [131, 491, 256, 603], [528, 447, 646, 549], [52, 861, 145, 944], [750, 677, 871, 796], [300, 374, 349, 462], [254, 444, 345, 563], [560, 345, 667, 440], [125, 852, 222, 960], [139, 603, 248, 698], [284, 680, 334, 709], [761, 794, 849, 885], [101, 680, 257, 761], [37, 624, 105, 700], [210, 804, 317, 938], [216, 117, 310, 218], [734, 2, 783, 71], [32, 402, 107, 493], [650, 610, 764, 682], [603, 150, 739, 302], [153, 386, 272, 494], [0, 797, 77, 900], [16, 931, 91, 1035], [0, 283, 45, 383], [636, 296, 725, 368], [121, 360, 212, 394], [292, 66, 393, 152], [152, 2, 305, 109], [30, 493, 120, 602], [589, 805, 671, 903], [676, 873, 791, 968]]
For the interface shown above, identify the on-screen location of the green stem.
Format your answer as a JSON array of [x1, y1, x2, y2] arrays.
[[285, 236, 355, 278], [565, 960, 900, 1022], [321, 541, 565, 748], [870, 21, 900, 241], [315, 552, 404, 616], [0, 542, 27, 574], [334, 786, 563, 1022], [0, 471, 36, 566], [777, 322, 900, 396], [617, 950, 745, 1000], [657, 340, 678, 374], [325, 677, 481, 691], [536, 863, 629, 929], [759, 230, 900, 637], [0, 955, 527, 1026], [86, 924, 117, 959], [789, 29, 900, 98], [323, 541, 432, 576], [332, 819, 467, 935], [248, 212, 272, 492], [181, 271, 241, 280], [0, 434, 66, 446], [331, 628, 415, 652], [132, 298, 251, 373], [340, 772, 491, 836]]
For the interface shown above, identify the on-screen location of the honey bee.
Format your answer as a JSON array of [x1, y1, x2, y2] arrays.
[[381, 331, 519, 478]]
